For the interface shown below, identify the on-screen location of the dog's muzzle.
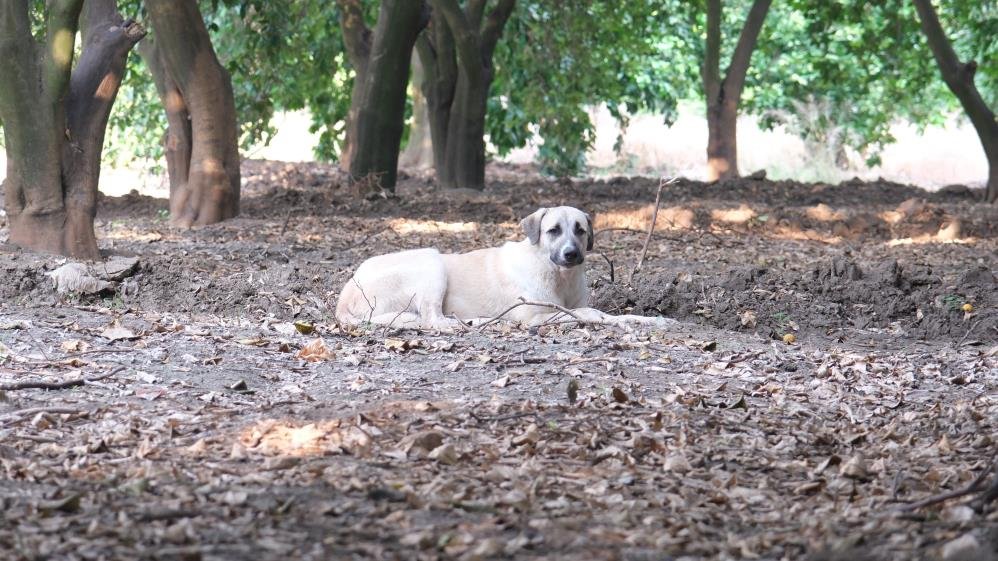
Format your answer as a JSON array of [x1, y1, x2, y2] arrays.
[[552, 245, 584, 267]]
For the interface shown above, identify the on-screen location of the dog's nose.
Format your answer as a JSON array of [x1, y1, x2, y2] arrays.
[[563, 247, 580, 262]]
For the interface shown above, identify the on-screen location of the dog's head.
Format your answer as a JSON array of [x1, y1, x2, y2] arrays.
[[520, 206, 594, 268]]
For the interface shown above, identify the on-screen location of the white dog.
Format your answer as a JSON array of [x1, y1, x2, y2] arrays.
[[335, 206, 674, 329]]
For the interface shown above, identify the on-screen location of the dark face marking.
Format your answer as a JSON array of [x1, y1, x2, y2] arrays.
[[544, 213, 589, 268]]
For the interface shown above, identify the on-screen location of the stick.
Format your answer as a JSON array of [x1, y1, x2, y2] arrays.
[[0, 366, 125, 391], [629, 177, 675, 284], [382, 293, 417, 335], [477, 298, 582, 329], [599, 253, 615, 283], [0, 406, 85, 425], [897, 455, 998, 512]]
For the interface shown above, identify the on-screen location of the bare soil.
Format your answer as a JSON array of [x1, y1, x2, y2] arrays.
[[0, 160, 995, 561]]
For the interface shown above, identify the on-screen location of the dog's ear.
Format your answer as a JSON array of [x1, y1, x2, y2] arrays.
[[520, 208, 546, 245], [585, 213, 594, 251]]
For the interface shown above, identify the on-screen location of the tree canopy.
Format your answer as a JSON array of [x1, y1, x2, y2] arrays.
[[95, 0, 994, 181]]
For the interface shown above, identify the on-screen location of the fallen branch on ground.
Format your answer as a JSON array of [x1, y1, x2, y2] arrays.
[[0, 406, 87, 425], [477, 298, 582, 329], [897, 455, 998, 512], [0, 366, 125, 391]]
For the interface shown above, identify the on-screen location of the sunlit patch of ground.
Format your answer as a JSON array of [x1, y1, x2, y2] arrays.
[[389, 218, 479, 235]]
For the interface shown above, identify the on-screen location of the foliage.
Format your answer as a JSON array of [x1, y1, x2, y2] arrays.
[[747, 0, 950, 166], [95, 0, 996, 175], [489, 1, 698, 176]]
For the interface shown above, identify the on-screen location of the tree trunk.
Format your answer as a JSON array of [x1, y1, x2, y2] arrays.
[[346, 0, 428, 195], [419, 0, 515, 190], [138, 37, 192, 207], [701, 0, 772, 182], [913, 0, 998, 203], [145, 0, 240, 227], [416, 10, 457, 183], [337, 0, 371, 172], [442, 71, 489, 189], [706, 100, 739, 182], [0, 0, 144, 259], [399, 53, 434, 170]]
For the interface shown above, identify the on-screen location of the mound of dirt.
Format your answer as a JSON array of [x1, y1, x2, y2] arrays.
[[593, 258, 996, 343]]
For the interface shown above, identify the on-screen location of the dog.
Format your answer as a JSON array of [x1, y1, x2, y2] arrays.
[[335, 206, 674, 329]]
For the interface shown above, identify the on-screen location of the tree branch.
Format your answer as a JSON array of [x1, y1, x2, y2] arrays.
[[64, 2, 145, 201], [703, 0, 721, 102], [913, 0, 998, 203], [336, 0, 372, 73], [43, 0, 85, 104], [429, 0, 483, 82], [0, 0, 38, 125], [481, 0, 515, 63], [465, 0, 487, 29], [724, 0, 772, 102], [912, 0, 991, 105]]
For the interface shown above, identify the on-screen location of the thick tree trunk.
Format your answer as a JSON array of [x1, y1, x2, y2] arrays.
[[347, 0, 428, 195], [441, 72, 490, 189], [0, 0, 144, 259], [145, 0, 240, 227], [913, 0, 998, 203], [138, 37, 192, 204], [337, 0, 371, 172], [417, 10, 458, 182], [399, 54, 434, 170], [706, 101, 739, 181], [419, 0, 514, 190], [701, 0, 772, 182]]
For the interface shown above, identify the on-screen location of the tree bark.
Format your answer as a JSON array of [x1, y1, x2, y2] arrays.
[[913, 0, 998, 203], [145, 0, 240, 227], [418, 0, 515, 190], [342, 0, 428, 195], [337, 0, 372, 172], [138, 37, 192, 207], [399, 53, 434, 170], [416, 9, 457, 182], [0, 0, 144, 259], [702, 0, 772, 182]]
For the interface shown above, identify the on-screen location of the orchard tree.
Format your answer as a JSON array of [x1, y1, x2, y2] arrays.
[[701, 0, 772, 181], [913, 0, 997, 202], [749, 1, 946, 174], [142, 0, 241, 227], [0, 0, 144, 259], [338, 0, 428, 194], [487, 0, 695, 176], [417, 0, 515, 190]]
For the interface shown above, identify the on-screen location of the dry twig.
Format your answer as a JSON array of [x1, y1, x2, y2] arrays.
[[0, 366, 125, 391], [629, 177, 676, 284], [897, 455, 998, 512], [477, 298, 582, 329]]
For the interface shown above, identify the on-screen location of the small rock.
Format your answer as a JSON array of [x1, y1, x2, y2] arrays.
[[428, 442, 459, 465], [839, 455, 868, 479], [100, 256, 140, 281], [663, 453, 691, 473], [465, 538, 503, 560], [942, 505, 976, 523], [400, 430, 444, 457], [940, 533, 983, 561]]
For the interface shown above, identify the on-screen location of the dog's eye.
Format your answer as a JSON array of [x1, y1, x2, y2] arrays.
[[574, 223, 586, 236], [547, 226, 561, 236]]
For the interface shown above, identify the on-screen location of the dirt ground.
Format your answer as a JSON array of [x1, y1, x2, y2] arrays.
[[0, 160, 996, 561]]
